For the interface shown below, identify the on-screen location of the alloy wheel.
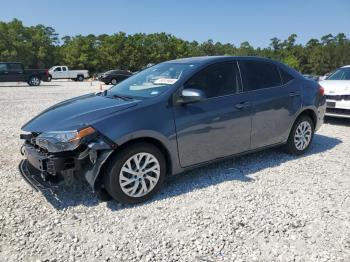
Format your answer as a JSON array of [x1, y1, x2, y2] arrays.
[[31, 77, 40, 86], [294, 121, 312, 151], [119, 152, 160, 198]]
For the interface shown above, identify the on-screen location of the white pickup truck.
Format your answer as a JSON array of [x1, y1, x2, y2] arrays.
[[48, 66, 89, 81]]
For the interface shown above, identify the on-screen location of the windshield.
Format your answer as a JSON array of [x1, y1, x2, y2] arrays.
[[108, 62, 198, 98], [327, 68, 350, 80]]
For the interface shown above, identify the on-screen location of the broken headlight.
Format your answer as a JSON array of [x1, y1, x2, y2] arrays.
[[35, 127, 96, 153]]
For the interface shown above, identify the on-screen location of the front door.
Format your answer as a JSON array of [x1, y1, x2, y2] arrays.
[[0, 63, 10, 82], [173, 62, 252, 167], [7, 63, 26, 82]]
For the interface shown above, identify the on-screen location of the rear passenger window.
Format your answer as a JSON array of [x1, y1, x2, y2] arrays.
[[279, 68, 294, 84], [240, 61, 282, 91], [184, 62, 240, 98]]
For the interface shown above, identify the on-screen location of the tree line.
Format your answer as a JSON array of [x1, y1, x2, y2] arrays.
[[1, 19, 350, 75]]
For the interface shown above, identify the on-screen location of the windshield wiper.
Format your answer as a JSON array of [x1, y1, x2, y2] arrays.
[[96, 90, 133, 101], [111, 94, 134, 101]]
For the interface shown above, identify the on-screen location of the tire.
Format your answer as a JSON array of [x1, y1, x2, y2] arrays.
[[111, 78, 118, 85], [28, 76, 41, 86], [284, 115, 314, 155], [94, 188, 112, 201], [103, 143, 166, 204], [77, 75, 84, 81], [46, 75, 52, 82]]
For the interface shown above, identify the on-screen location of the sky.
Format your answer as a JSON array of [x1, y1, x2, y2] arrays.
[[0, 0, 349, 47]]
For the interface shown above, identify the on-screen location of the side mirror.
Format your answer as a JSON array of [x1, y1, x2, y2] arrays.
[[178, 88, 206, 104]]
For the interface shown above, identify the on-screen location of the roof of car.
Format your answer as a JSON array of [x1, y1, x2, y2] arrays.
[[341, 65, 350, 68], [166, 56, 277, 64]]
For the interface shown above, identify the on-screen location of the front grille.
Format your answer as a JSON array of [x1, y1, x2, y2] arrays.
[[325, 95, 350, 101], [326, 108, 350, 116]]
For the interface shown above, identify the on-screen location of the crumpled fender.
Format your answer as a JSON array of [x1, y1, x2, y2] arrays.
[[84, 149, 113, 190]]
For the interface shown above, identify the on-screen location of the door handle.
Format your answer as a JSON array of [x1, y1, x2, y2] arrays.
[[289, 92, 300, 97], [235, 102, 250, 109]]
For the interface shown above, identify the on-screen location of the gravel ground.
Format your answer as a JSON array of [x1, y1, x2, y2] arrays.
[[0, 80, 349, 262]]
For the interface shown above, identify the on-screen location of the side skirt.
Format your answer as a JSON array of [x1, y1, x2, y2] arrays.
[[172, 141, 287, 175]]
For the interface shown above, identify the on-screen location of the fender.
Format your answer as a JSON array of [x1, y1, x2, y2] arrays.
[[84, 149, 114, 189], [86, 129, 180, 190]]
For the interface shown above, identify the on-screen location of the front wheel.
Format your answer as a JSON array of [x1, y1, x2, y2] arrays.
[[103, 143, 166, 204], [284, 115, 314, 155], [28, 76, 41, 86], [46, 75, 52, 82]]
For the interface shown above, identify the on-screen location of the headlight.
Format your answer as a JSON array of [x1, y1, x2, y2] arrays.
[[36, 127, 96, 152]]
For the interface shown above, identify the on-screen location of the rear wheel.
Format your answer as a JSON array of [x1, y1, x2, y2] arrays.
[[284, 115, 314, 155], [77, 75, 84, 81], [103, 143, 166, 204], [111, 78, 118, 85], [28, 76, 41, 86]]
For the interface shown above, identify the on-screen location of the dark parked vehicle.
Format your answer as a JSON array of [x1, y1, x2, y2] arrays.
[[19, 56, 326, 204], [0, 62, 49, 86], [98, 69, 133, 85], [303, 74, 319, 81]]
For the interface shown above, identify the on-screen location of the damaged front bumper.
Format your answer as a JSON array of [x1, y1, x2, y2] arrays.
[[18, 136, 114, 192]]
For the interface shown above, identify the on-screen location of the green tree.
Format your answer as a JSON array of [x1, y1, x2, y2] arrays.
[[1, 19, 350, 75]]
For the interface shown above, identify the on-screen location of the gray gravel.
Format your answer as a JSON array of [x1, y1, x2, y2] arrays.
[[0, 81, 349, 262]]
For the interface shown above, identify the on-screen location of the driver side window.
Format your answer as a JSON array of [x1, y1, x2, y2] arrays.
[[184, 62, 240, 99]]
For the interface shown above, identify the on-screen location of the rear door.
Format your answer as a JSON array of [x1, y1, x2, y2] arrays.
[[62, 66, 70, 78], [173, 61, 252, 167], [7, 63, 26, 82], [0, 63, 10, 82], [239, 60, 301, 149]]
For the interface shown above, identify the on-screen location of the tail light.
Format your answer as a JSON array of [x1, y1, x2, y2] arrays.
[[45, 69, 49, 76], [318, 85, 325, 96]]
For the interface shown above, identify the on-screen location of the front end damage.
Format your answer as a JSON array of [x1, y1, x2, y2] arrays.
[[18, 127, 115, 192]]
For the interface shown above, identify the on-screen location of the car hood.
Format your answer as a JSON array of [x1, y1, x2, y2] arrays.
[[319, 80, 350, 95], [22, 93, 138, 132]]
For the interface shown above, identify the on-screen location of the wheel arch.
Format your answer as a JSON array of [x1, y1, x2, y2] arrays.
[[296, 108, 317, 128], [94, 136, 173, 190], [77, 74, 84, 80], [28, 74, 41, 80], [283, 107, 318, 144]]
